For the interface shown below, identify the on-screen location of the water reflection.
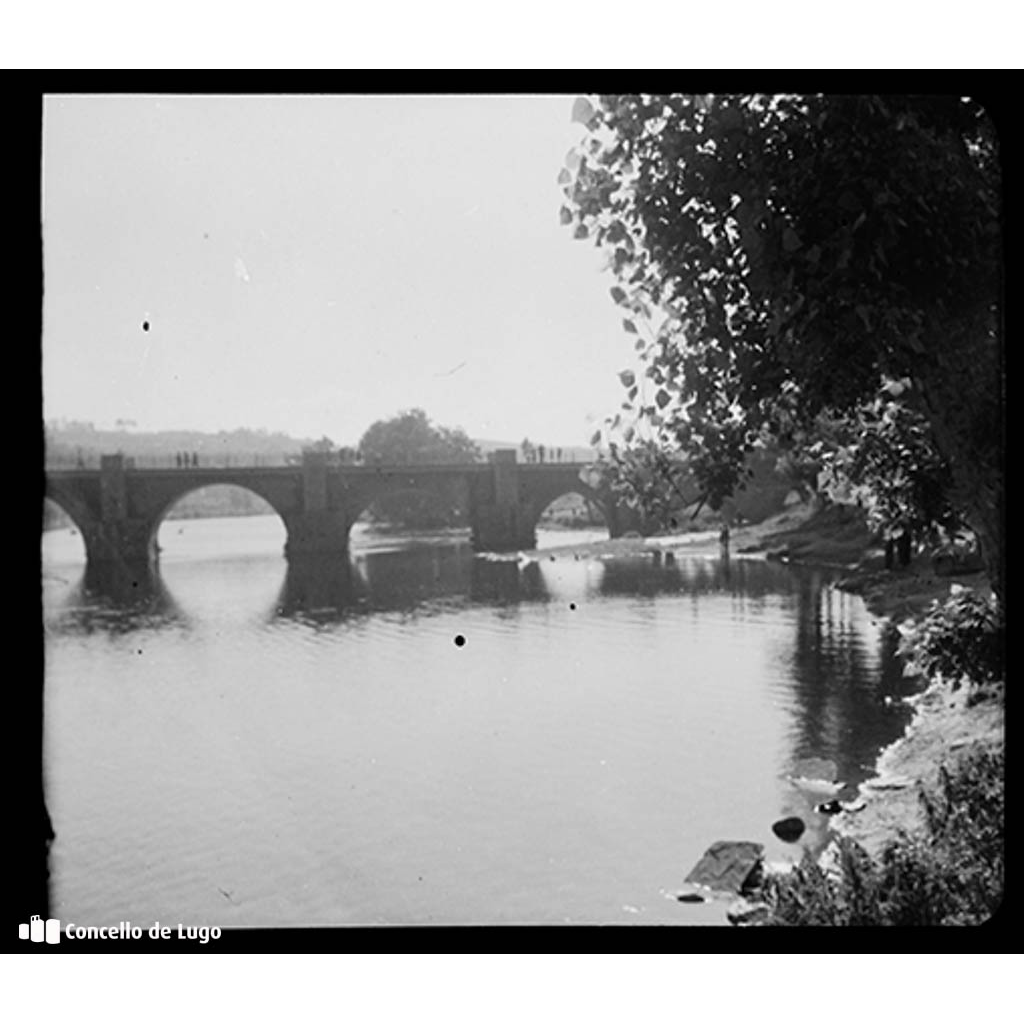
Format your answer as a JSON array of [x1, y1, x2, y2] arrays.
[[357, 544, 474, 610], [271, 544, 915, 827], [83, 560, 163, 605], [782, 587, 917, 788], [274, 547, 555, 622], [276, 555, 369, 620], [471, 557, 547, 606], [595, 552, 800, 599], [44, 520, 919, 925], [44, 561, 183, 635]]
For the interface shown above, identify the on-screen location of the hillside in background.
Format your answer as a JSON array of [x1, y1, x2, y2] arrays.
[[44, 422, 317, 467]]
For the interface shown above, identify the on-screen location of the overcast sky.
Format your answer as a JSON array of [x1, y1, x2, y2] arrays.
[[42, 93, 637, 447]]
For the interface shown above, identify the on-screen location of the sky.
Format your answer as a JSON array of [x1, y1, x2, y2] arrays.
[[41, 94, 636, 448]]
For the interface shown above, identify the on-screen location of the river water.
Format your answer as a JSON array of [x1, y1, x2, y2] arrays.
[[41, 514, 918, 926]]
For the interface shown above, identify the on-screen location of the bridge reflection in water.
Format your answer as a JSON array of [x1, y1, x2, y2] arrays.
[[50, 535, 853, 631]]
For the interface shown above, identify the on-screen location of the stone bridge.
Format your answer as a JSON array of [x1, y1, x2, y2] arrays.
[[44, 450, 647, 572]]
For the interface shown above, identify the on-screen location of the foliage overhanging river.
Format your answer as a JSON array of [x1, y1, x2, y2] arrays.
[[41, 513, 919, 926]]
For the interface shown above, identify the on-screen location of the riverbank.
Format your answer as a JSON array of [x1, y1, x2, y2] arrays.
[[734, 506, 1003, 925], [523, 503, 1003, 895], [747, 506, 1003, 866], [527, 501, 873, 566]]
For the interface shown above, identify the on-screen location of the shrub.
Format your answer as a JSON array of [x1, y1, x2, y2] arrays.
[[761, 748, 1004, 926], [898, 586, 1004, 690]]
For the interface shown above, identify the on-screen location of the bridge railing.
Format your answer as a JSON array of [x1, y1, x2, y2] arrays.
[[45, 451, 602, 471], [44, 452, 302, 470]]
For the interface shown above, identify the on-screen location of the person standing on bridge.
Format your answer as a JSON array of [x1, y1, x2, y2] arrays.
[[175, 452, 182, 468], [191, 452, 199, 467]]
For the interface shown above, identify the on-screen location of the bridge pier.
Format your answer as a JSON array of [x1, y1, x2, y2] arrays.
[[83, 558, 164, 603], [281, 450, 353, 557], [84, 519, 159, 564], [470, 503, 537, 552], [282, 511, 352, 558], [85, 455, 159, 567], [470, 450, 537, 552]]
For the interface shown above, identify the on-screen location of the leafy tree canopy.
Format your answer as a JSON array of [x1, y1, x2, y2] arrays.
[[359, 408, 481, 465], [812, 398, 961, 542], [564, 93, 1002, 596]]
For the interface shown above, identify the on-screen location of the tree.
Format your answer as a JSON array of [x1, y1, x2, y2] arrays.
[[360, 408, 480, 466], [813, 395, 962, 549], [563, 94, 1002, 602], [358, 409, 481, 528]]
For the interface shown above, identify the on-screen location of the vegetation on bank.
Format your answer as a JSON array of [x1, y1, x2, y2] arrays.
[[762, 745, 1003, 926], [756, 553, 1005, 926]]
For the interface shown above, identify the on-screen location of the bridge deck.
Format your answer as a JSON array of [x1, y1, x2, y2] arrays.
[[46, 461, 594, 478]]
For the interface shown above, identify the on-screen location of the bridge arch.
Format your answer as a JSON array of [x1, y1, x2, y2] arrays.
[[344, 476, 472, 533], [43, 488, 94, 539], [531, 487, 611, 540], [150, 481, 290, 556], [522, 480, 615, 539], [43, 481, 103, 563], [42, 495, 89, 564]]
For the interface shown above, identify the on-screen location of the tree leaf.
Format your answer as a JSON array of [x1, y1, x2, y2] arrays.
[[619, 369, 636, 388], [655, 389, 671, 409], [623, 318, 638, 334], [571, 97, 595, 126], [610, 286, 628, 305], [559, 206, 573, 225]]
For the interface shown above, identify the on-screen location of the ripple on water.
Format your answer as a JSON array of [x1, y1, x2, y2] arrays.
[[43, 524, 906, 926]]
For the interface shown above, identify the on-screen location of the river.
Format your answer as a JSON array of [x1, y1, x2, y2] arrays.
[[41, 514, 918, 926]]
